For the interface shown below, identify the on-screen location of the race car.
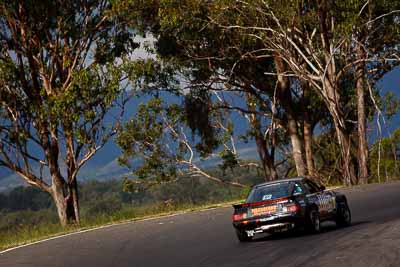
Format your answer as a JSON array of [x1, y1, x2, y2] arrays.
[[232, 177, 351, 242]]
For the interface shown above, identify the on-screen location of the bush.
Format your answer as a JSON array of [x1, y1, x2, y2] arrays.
[[0, 209, 58, 234], [84, 195, 123, 218]]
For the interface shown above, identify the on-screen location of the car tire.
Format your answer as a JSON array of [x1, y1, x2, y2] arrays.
[[335, 202, 351, 227], [235, 229, 253, 242], [306, 209, 321, 234]]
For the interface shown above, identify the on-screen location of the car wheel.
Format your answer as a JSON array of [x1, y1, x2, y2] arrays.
[[235, 229, 253, 242], [307, 209, 321, 234], [336, 202, 351, 227]]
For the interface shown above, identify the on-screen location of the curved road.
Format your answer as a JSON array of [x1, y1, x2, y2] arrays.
[[1, 182, 400, 267]]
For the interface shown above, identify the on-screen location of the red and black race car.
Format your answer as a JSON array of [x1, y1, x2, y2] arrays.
[[232, 177, 351, 242]]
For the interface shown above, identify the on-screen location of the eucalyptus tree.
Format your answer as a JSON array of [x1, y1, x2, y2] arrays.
[[370, 128, 400, 182], [116, 96, 250, 190], [206, 0, 400, 185], [117, 0, 323, 180], [339, 0, 400, 184], [0, 0, 137, 226], [118, 0, 399, 185]]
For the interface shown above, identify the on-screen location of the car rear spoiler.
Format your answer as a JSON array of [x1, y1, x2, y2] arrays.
[[232, 197, 290, 210], [233, 203, 244, 209]]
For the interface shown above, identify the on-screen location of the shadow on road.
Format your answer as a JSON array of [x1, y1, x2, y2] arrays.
[[251, 220, 372, 243]]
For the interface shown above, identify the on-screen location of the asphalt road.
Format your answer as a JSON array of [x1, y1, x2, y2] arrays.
[[1, 182, 400, 267]]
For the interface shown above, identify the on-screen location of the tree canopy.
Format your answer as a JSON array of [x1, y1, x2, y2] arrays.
[[117, 0, 400, 187], [0, 0, 137, 225]]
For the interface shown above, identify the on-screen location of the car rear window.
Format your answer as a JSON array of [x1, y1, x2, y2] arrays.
[[246, 182, 290, 203]]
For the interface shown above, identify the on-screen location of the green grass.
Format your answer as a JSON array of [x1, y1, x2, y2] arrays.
[[0, 199, 243, 252]]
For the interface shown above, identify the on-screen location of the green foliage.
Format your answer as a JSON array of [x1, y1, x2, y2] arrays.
[[123, 58, 181, 95], [239, 186, 251, 200], [0, 209, 58, 234], [116, 0, 287, 185], [85, 196, 123, 218], [120, 165, 261, 203], [219, 149, 238, 174], [117, 98, 179, 181], [382, 92, 400, 119], [116, 91, 239, 187], [369, 129, 400, 182], [184, 91, 221, 156], [0, 167, 261, 219], [0, 186, 52, 212], [312, 131, 345, 184], [0, 0, 146, 225]]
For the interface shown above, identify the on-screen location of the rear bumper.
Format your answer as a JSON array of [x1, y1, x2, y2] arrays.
[[246, 222, 295, 236], [233, 213, 302, 236]]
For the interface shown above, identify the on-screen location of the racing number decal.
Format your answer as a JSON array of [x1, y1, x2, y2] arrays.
[[317, 194, 335, 212]]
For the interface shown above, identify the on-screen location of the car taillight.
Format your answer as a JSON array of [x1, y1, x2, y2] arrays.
[[283, 204, 300, 213], [232, 213, 247, 221]]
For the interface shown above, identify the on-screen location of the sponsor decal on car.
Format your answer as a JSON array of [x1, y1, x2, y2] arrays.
[[262, 194, 273, 200], [317, 194, 335, 212], [252, 205, 277, 216]]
